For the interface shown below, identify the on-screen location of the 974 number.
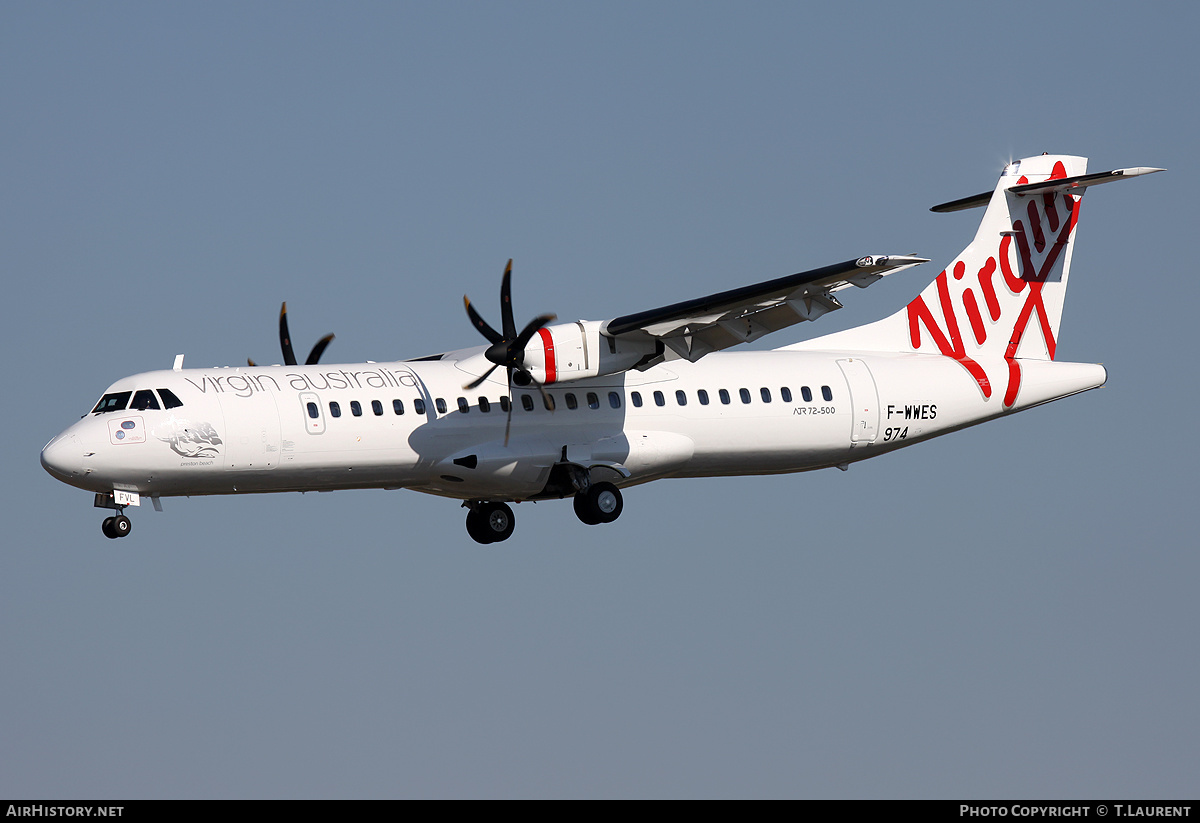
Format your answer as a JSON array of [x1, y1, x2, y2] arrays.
[[883, 427, 908, 442]]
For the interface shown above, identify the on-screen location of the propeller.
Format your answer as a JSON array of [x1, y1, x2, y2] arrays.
[[462, 260, 556, 444], [248, 302, 335, 367]]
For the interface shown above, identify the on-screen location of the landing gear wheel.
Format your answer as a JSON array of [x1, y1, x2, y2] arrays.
[[574, 482, 623, 525], [573, 494, 600, 525], [112, 515, 131, 537], [466, 502, 515, 544], [466, 509, 493, 544], [101, 515, 132, 539]]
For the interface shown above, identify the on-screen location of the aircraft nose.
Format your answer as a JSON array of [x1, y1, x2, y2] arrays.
[[41, 433, 83, 481]]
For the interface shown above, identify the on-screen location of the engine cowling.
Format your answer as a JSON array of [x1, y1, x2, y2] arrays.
[[518, 320, 660, 385]]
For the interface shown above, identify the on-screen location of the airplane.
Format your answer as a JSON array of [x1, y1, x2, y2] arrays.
[[40, 154, 1161, 543]]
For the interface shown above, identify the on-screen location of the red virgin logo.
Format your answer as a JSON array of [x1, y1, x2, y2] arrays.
[[906, 162, 1080, 407]]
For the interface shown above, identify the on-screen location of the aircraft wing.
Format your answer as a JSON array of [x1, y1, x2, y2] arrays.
[[601, 255, 927, 362]]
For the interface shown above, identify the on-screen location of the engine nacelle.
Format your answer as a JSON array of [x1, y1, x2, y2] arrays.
[[519, 321, 660, 385]]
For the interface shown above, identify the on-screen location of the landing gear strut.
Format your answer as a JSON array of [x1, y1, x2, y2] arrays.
[[465, 501, 516, 544], [573, 481, 623, 526], [101, 513, 132, 539]]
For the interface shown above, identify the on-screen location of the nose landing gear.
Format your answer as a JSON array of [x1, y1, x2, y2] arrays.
[[101, 513, 132, 539], [94, 491, 136, 539]]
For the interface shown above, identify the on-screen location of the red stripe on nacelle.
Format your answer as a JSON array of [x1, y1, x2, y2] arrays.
[[537, 327, 557, 384]]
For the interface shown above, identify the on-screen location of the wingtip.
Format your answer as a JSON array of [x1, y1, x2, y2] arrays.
[[871, 254, 930, 267], [1118, 166, 1166, 177]]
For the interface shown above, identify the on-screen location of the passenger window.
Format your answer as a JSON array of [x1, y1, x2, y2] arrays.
[[479, 397, 491, 413], [587, 392, 600, 410], [414, 398, 426, 415], [781, 387, 792, 403], [393, 399, 404, 415], [457, 397, 469, 413], [543, 394, 555, 411], [330, 401, 342, 418], [653, 391, 665, 407], [131, 389, 160, 411], [565, 393, 578, 410], [521, 395, 535, 412], [372, 400, 383, 416], [157, 388, 184, 409], [739, 388, 751, 404], [822, 385, 833, 402], [499, 396, 511, 413], [675, 390, 687, 406], [435, 398, 447, 414], [351, 401, 363, 417], [698, 389, 709, 405], [307, 402, 319, 419], [608, 392, 621, 409], [719, 389, 730, 405], [801, 386, 813, 402], [760, 387, 771, 403], [631, 391, 643, 408]]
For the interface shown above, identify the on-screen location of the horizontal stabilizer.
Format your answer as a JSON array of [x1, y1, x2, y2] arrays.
[[929, 191, 992, 214], [1007, 166, 1164, 196], [931, 165, 1164, 213]]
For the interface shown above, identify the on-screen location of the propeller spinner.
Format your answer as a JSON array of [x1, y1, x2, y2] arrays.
[[248, 302, 335, 367]]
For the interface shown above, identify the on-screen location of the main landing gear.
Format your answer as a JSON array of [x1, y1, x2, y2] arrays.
[[463, 482, 625, 543], [101, 514, 132, 539], [465, 501, 516, 544], [573, 481, 623, 526]]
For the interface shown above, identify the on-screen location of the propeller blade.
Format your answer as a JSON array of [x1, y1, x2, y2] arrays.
[[463, 363, 500, 391], [279, 302, 298, 366], [464, 296, 503, 345], [512, 312, 558, 355], [503, 368, 514, 447], [305, 333, 335, 366], [531, 376, 554, 410], [247, 358, 257, 367], [500, 260, 515, 340]]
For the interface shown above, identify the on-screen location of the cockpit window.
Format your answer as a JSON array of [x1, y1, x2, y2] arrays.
[[130, 389, 160, 411], [92, 392, 132, 414], [157, 388, 184, 409]]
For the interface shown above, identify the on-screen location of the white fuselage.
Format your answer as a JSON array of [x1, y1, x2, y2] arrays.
[[41, 347, 1106, 505]]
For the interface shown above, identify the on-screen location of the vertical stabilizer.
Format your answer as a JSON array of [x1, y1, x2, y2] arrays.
[[785, 154, 1092, 406]]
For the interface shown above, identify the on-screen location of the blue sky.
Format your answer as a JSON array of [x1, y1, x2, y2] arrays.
[[3, 1, 1197, 798]]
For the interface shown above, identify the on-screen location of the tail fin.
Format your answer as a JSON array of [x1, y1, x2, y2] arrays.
[[785, 154, 1161, 406]]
